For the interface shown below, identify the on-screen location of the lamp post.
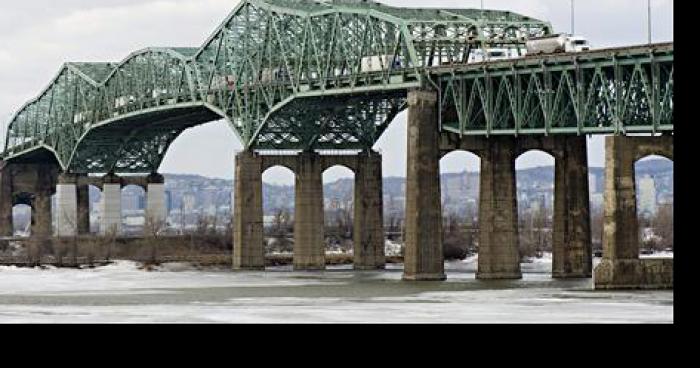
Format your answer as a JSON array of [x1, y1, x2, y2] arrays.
[[571, 0, 575, 35], [648, 0, 652, 44]]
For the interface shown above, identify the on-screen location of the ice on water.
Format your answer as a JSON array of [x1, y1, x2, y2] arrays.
[[0, 254, 673, 323]]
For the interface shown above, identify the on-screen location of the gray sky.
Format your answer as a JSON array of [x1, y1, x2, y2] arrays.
[[0, 0, 673, 184]]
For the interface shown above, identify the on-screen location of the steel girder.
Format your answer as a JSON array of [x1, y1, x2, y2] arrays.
[[435, 43, 674, 136]]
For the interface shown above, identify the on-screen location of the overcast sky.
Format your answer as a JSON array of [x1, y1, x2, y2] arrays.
[[0, 0, 673, 184]]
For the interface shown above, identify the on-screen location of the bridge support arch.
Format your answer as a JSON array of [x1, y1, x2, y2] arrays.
[[439, 134, 593, 280], [594, 135, 673, 289], [0, 160, 57, 239], [233, 150, 386, 271]]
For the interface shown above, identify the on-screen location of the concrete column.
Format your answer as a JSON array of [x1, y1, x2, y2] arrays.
[[146, 173, 167, 233], [233, 151, 265, 270], [32, 192, 52, 238], [76, 176, 90, 235], [353, 152, 386, 270], [55, 175, 78, 237], [602, 136, 640, 261], [552, 136, 593, 278], [294, 151, 325, 270], [0, 161, 12, 237], [101, 175, 122, 235], [403, 89, 446, 281], [594, 135, 674, 289], [478, 137, 521, 280]]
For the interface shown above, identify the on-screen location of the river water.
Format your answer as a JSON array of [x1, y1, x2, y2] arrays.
[[0, 255, 673, 323]]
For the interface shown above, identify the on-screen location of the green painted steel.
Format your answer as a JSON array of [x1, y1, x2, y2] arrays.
[[1, 0, 672, 174], [436, 43, 674, 136]]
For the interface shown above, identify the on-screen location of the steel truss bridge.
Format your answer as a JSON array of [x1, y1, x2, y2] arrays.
[[1, 0, 673, 174]]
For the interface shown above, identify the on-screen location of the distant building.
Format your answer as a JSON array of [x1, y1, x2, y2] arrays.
[[589, 174, 598, 194], [183, 193, 196, 213], [638, 175, 657, 215], [590, 193, 604, 210]]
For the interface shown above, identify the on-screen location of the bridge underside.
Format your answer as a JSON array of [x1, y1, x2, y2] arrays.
[[253, 91, 407, 150], [69, 106, 221, 174]]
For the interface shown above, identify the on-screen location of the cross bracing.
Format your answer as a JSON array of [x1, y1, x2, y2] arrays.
[[1, 0, 672, 174]]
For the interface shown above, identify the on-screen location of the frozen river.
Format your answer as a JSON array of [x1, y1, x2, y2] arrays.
[[0, 255, 673, 323]]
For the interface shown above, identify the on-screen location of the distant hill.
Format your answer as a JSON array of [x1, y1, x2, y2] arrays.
[[154, 158, 672, 215]]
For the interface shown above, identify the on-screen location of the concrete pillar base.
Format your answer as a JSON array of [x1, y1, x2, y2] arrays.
[[476, 272, 523, 280], [233, 152, 265, 270], [552, 136, 593, 279], [33, 192, 52, 239], [101, 181, 122, 236], [594, 259, 673, 290], [0, 161, 12, 237], [353, 152, 386, 270], [55, 183, 78, 237], [355, 265, 387, 271], [146, 176, 167, 234], [403, 89, 445, 281], [477, 136, 522, 280], [77, 178, 90, 235], [402, 273, 447, 282], [294, 152, 325, 271]]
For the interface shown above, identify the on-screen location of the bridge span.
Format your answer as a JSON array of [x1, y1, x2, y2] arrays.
[[0, 0, 673, 289]]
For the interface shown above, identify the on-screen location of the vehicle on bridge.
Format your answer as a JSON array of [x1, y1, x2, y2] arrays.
[[526, 34, 591, 54], [468, 48, 521, 63], [261, 67, 291, 83], [361, 55, 404, 73]]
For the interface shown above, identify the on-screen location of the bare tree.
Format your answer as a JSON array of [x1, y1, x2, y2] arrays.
[[590, 206, 604, 254], [145, 215, 166, 263], [443, 213, 468, 260], [101, 225, 119, 262], [653, 203, 673, 250]]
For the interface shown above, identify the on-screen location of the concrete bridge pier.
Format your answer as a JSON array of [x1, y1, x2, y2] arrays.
[[477, 136, 522, 280], [594, 135, 673, 289], [552, 136, 593, 278], [145, 173, 167, 232], [101, 174, 122, 236], [294, 152, 325, 271], [403, 89, 446, 281], [233, 151, 265, 270], [0, 161, 12, 237], [76, 176, 90, 235], [31, 163, 56, 239], [32, 191, 52, 239], [55, 174, 79, 237], [353, 152, 385, 270]]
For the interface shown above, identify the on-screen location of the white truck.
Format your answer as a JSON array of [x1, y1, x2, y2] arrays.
[[468, 48, 516, 63], [361, 55, 402, 73], [526, 34, 591, 54]]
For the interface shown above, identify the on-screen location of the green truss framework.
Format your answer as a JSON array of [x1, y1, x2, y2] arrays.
[[1, 0, 672, 174], [436, 43, 674, 136]]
